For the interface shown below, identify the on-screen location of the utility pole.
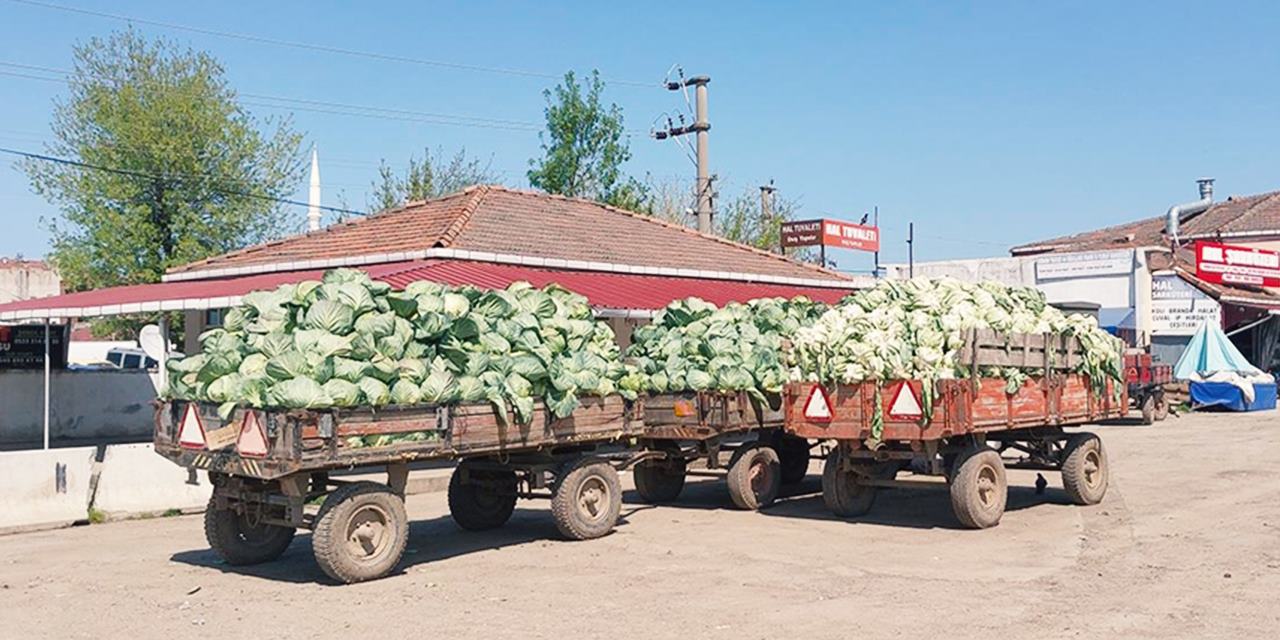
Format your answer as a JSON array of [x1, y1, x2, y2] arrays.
[[907, 221, 915, 279], [658, 74, 713, 233], [760, 181, 777, 252], [873, 205, 880, 277]]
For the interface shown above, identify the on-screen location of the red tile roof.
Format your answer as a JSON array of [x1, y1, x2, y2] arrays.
[[169, 185, 849, 282], [1012, 191, 1280, 255], [0, 259, 856, 321]]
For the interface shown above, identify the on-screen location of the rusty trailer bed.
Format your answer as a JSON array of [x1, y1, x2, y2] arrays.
[[783, 329, 1128, 530], [154, 396, 642, 480]]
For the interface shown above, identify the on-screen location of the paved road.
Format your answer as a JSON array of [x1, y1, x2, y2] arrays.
[[2, 410, 1278, 639]]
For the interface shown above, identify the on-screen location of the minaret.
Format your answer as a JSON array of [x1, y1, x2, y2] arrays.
[[307, 146, 321, 231]]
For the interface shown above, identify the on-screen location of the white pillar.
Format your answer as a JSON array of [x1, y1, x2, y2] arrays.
[[158, 314, 169, 394], [307, 147, 322, 231]]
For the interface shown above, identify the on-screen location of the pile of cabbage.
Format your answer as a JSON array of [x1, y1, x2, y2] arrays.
[[789, 278, 1124, 396], [166, 269, 630, 427], [626, 296, 828, 404]]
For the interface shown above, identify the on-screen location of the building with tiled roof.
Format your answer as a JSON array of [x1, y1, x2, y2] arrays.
[[2, 185, 869, 352], [1011, 190, 1280, 257], [166, 185, 849, 284]]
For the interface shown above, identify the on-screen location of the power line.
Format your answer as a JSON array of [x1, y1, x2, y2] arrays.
[[6, 0, 662, 88], [0, 61, 544, 131], [0, 145, 369, 217]]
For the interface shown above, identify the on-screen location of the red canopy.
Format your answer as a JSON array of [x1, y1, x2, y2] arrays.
[[0, 259, 857, 320]]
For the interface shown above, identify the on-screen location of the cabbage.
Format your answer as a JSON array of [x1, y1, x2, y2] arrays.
[[627, 296, 827, 400], [166, 270, 635, 426]]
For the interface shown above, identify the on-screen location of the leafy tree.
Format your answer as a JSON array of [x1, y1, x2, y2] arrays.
[[716, 187, 797, 252], [528, 70, 648, 209], [22, 30, 304, 294], [368, 146, 497, 212]]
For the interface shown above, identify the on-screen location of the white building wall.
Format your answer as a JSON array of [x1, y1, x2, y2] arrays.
[[0, 262, 61, 304]]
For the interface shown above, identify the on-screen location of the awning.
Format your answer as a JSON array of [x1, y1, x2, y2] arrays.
[[0, 259, 859, 321]]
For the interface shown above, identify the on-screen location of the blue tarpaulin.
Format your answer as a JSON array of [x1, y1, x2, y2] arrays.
[[1173, 322, 1258, 380], [1190, 381, 1278, 411]]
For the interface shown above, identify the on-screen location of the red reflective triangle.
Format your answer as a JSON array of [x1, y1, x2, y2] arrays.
[[178, 404, 206, 450], [236, 411, 269, 459], [887, 382, 924, 420], [803, 384, 834, 422]]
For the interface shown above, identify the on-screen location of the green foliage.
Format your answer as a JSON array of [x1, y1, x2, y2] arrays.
[[716, 188, 799, 253], [22, 30, 304, 297], [527, 70, 648, 210], [368, 146, 497, 213]]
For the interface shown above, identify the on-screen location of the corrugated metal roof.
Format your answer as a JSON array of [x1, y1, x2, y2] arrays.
[[0, 259, 859, 321]]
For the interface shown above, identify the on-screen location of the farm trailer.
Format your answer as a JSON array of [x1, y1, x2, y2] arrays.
[[630, 391, 816, 510], [783, 330, 1128, 529], [154, 396, 646, 583]]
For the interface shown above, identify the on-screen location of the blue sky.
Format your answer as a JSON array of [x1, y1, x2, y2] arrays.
[[1, 0, 1278, 273]]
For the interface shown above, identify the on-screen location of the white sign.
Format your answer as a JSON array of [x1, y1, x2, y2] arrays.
[[803, 385, 833, 422], [1151, 275, 1220, 336], [887, 383, 923, 420], [1035, 250, 1132, 281]]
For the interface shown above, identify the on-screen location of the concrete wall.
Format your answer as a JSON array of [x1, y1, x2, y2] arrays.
[[0, 370, 159, 448], [0, 261, 61, 304], [0, 447, 95, 532]]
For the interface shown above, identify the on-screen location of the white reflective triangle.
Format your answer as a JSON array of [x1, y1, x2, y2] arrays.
[[178, 405, 206, 449], [804, 385, 832, 420], [237, 412, 269, 458], [889, 383, 923, 418]]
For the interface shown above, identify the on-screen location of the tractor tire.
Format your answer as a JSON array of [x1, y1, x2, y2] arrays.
[[726, 443, 781, 510], [203, 499, 295, 566], [312, 482, 409, 584], [949, 447, 1007, 529], [551, 458, 622, 540], [633, 456, 687, 504], [821, 449, 877, 518], [1061, 432, 1109, 506], [448, 463, 518, 531], [775, 434, 812, 485]]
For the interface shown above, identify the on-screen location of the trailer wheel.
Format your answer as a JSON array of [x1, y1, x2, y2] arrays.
[[1061, 433, 1109, 505], [203, 499, 296, 566], [1139, 393, 1156, 425], [726, 443, 781, 510], [1154, 391, 1170, 421], [821, 450, 876, 517], [775, 434, 812, 485], [312, 482, 409, 584], [448, 463, 517, 531], [633, 457, 687, 504], [949, 448, 1007, 529], [551, 458, 622, 540]]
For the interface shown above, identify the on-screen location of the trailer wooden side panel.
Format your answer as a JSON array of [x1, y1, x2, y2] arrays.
[[642, 391, 782, 441], [783, 375, 1125, 443], [154, 396, 640, 480]]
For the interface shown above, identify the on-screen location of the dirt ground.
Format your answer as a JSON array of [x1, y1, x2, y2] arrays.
[[2, 410, 1279, 640]]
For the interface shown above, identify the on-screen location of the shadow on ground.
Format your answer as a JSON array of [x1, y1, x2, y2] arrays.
[[170, 506, 637, 585], [624, 472, 1078, 531]]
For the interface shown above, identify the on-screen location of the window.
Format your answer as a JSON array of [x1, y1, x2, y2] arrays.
[[205, 308, 225, 327], [107, 352, 123, 367], [122, 353, 142, 369]]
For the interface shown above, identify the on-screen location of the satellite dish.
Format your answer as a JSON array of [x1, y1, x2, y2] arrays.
[[138, 324, 166, 362]]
